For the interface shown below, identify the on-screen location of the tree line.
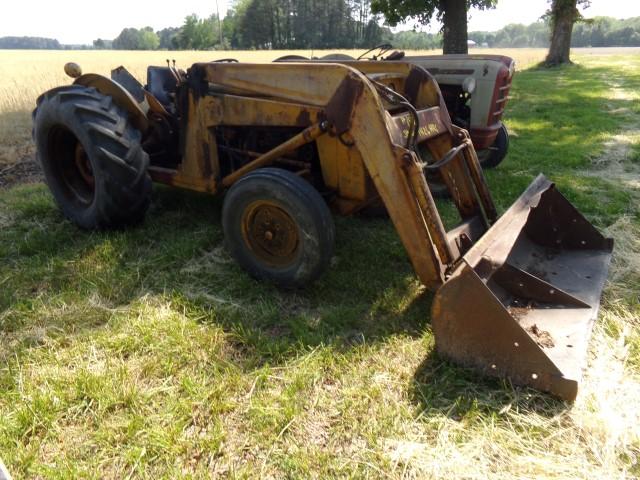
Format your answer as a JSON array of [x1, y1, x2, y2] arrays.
[[101, 14, 640, 51], [470, 16, 640, 48], [3, 12, 640, 52], [226, 0, 390, 49], [98, 0, 392, 51], [0, 37, 62, 49]]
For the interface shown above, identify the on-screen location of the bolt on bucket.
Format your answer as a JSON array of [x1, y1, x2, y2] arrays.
[[432, 175, 613, 401]]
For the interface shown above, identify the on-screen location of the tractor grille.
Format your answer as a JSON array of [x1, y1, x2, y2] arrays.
[[492, 73, 513, 121]]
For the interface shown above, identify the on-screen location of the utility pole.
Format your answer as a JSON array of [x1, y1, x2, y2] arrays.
[[216, 0, 224, 47]]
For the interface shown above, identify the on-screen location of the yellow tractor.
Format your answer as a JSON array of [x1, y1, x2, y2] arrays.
[[32, 59, 612, 401]]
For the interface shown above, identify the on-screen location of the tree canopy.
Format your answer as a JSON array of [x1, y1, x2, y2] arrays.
[[107, 2, 389, 51], [371, 0, 497, 53], [227, 0, 390, 49], [113, 27, 160, 50], [177, 14, 224, 50], [369, 0, 492, 26]]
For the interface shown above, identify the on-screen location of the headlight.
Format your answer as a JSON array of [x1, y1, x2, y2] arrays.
[[462, 77, 476, 95]]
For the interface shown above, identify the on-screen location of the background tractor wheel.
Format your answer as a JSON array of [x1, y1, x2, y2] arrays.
[[222, 168, 335, 288], [320, 53, 355, 60], [477, 123, 509, 169], [33, 85, 151, 229], [273, 55, 309, 62]]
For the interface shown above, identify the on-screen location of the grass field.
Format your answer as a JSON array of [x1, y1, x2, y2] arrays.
[[1, 49, 639, 478]]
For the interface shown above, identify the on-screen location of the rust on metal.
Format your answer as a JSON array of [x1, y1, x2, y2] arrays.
[[241, 200, 300, 267], [457, 130, 497, 222], [221, 122, 327, 188], [324, 73, 365, 134], [433, 175, 612, 401], [204, 95, 322, 127], [148, 166, 217, 193], [391, 107, 447, 144], [74, 142, 94, 188], [527, 324, 555, 349], [403, 67, 426, 105], [296, 109, 312, 126], [486, 63, 513, 125], [446, 215, 485, 258], [402, 153, 454, 265], [161, 61, 613, 400]]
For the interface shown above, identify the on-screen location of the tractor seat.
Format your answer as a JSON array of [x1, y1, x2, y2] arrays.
[[146, 66, 179, 108]]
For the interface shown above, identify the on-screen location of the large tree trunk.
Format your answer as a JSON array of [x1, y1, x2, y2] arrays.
[[545, 0, 578, 65], [441, 0, 468, 54]]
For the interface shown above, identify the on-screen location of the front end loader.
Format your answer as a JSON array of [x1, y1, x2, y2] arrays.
[[32, 59, 612, 401]]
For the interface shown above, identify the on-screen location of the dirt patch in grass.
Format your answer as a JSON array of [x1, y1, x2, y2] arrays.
[[0, 153, 42, 189]]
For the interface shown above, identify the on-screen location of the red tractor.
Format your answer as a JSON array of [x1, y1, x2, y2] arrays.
[[279, 45, 515, 168]]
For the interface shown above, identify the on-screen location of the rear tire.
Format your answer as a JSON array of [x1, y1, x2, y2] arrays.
[[222, 168, 335, 288], [477, 124, 509, 169], [33, 85, 151, 229]]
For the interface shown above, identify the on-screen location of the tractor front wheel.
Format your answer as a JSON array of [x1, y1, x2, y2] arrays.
[[33, 85, 151, 229], [477, 124, 509, 169], [222, 168, 335, 288]]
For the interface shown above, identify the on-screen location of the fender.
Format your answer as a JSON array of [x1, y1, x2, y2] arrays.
[[73, 73, 149, 132]]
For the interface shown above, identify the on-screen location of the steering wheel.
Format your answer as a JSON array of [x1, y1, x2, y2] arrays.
[[357, 44, 394, 61]]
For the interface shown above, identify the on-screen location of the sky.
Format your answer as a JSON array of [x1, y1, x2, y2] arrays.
[[2, 0, 640, 45]]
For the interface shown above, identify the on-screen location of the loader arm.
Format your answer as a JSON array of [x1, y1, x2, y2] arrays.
[[184, 61, 501, 289]]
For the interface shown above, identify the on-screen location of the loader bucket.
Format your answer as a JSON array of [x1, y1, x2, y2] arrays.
[[432, 175, 613, 401]]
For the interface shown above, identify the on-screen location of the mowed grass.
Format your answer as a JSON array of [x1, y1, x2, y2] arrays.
[[0, 50, 639, 478]]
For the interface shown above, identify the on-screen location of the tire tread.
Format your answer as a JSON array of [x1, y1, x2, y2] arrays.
[[33, 85, 151, 229]]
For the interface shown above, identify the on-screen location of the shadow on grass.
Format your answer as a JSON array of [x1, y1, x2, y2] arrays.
[[0, 181, 572, 419], [410, 350, 569, 420], [484, 61, 636, 221], [499, 66, 622, 171], [0, 183, 432, 367]]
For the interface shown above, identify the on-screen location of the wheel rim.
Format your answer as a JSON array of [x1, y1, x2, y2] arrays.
[[74, 142, 94, 188], [48, 126, 95, 206], [242, 201, 300, 267]]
